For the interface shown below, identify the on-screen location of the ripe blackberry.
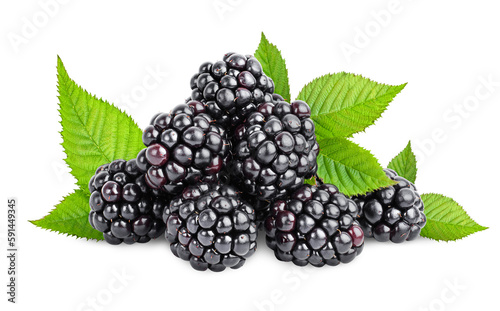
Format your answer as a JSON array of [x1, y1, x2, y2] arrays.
[[138, 102, 230, 195], [265, 184, 364, 267], [88, 159, 168, 245], [189, 52, 276, 128], [354, 169, 426, 243], [164, 183, 258, 272], [229, 100, 319, 204]]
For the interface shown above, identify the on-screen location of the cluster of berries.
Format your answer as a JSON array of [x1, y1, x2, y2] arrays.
[[88, 53, 426, 271]]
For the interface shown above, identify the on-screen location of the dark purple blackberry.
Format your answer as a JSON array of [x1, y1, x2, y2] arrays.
[[265, 184, 364, 267], [354, 169, 426, 243], [138, 102, 230, 195], [164, 183, 258, 272], [189, 53, 276, 128], [88, 159, 169, 245], [229, 100, 319, 206]]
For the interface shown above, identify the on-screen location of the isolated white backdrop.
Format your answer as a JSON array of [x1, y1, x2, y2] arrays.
[[0, 1, 499, 310]]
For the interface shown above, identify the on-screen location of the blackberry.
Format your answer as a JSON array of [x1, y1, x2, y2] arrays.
[[354, 169, 426, 243], [229, 100, 319, 205], [189, 52, 276, 128], [88, 159, 168, 245], [164, 183, 258, 272], [138, 102, 230, 195], [265, 184, 364, 267]]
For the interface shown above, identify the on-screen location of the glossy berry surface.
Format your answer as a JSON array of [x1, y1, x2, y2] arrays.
[[189, 53, 276, 128], [138, 102, 230, 195], [164, 183, 258, 272], [265, 184, 364, 267], [229, 100, 319, 220], [354, 169, 427, 243], [88, 159, 169, 245]]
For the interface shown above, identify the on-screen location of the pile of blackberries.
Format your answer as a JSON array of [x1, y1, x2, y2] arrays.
[[88, 53, 426, 271]]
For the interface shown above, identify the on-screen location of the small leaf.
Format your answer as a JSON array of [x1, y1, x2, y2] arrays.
[[255, 33, 291, 101], [30, 190, 103, 241], [315, 137, 396, 196], [388, 141, 417, 183], [297, 72, 406, 138], [304, 177, 317, 186], [420, 193, 488, 241], [57, 56, 144, 191]]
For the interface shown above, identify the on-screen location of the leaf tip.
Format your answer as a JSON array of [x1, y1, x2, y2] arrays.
[[260, 32, 268, 42], [477, 225, 489, 232], [57, 55, 65, 71]]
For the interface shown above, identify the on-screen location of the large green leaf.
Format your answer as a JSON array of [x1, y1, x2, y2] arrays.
[[316, 137, 396, 196], [255, 33, 291, 101], [420, 193, 488, 241], [58, 56, 144, 192], [30, 190, 103, 241], [297, 73, 406, 138], [388, 141, 417, 183]]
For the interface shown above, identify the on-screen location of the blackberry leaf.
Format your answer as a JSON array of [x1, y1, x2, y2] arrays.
[[297, 73, 406, 139], [255, 33, 291, 101], [420, 193, 488, 241], [316, 137, 396, 196], [57, 56, 144, 192], [388, 141, 417, 183], [30, 190, 104, 241], [304, 177, 317, 186]]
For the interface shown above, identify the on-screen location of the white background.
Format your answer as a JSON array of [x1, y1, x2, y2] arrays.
[[0, 1, 499, 310]]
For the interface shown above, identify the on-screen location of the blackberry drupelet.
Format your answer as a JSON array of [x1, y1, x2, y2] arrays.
[[229, 100, 319, 205], [88, 159, 168, 245], [265, 184, 364, 267], [189, 52, 276, 128], [138, 102, 230, 195], [354, 168, 426, 243], [164, 183, 258, 272]]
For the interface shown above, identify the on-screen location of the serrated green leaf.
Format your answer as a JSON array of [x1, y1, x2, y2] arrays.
[[388, 141, 417, 183], [297, 72, 406, 138], [30, 190, 103, 241], [57, 56, 144, 191], [255, 33, 291, 101], [420, 193, 488, 241], [315, 137, 396, 196]]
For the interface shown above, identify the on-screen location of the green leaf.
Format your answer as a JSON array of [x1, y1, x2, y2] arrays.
[[420, 193, 488, 241], [387, 141, 417, 183], [30, 190, 103, 241], [297, 72, 406, 138], [57, 56, 144, 191], [304, 177, 317, 186], [255, 33, 291, 101], [315, 137, 396, 196]]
